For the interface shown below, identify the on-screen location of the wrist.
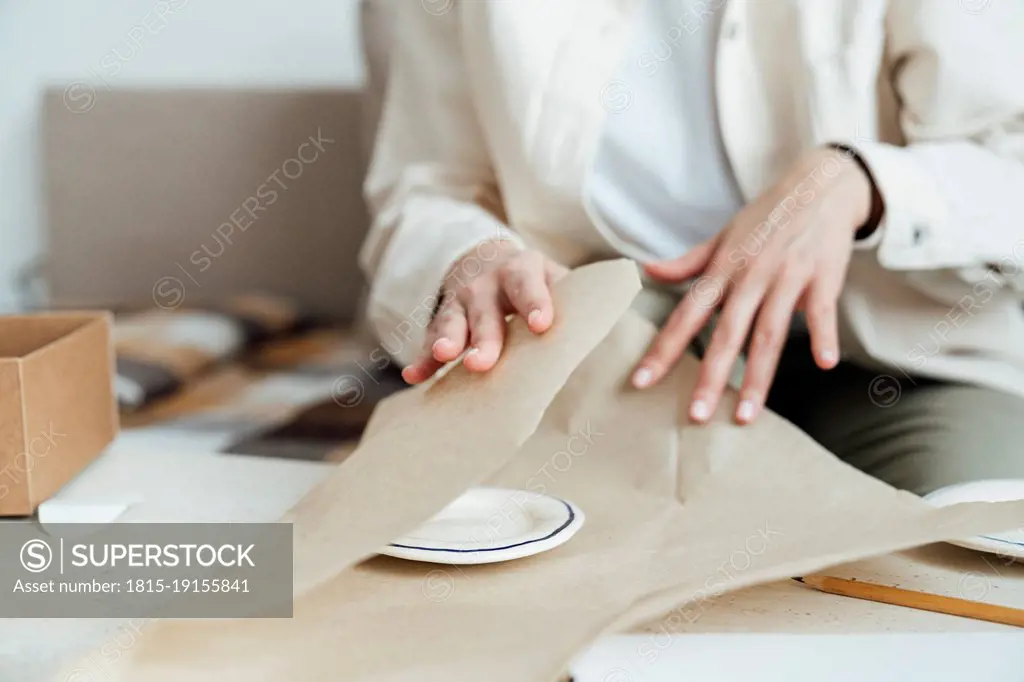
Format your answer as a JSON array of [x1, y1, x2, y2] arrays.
[[844, 163, 874, 228], [827, 143, 885, 241]]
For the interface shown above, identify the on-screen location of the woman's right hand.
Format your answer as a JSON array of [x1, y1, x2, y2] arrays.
[[401, 240, 568, 384]]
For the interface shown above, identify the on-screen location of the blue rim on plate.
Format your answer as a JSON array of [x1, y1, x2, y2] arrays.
[[923, 480, 1024, 559], [388, 498, 576, 554], [979, 534, 1024, 548]]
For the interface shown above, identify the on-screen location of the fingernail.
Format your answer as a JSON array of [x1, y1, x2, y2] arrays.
[[527, 309, 542, 327], [632, 367, 654, 389], [432, 338, 449, 354], [820, 350, 837, 365], [736, 400, 756, 423], [690, 400, 710, 422]]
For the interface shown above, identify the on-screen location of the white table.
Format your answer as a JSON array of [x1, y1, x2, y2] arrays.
[[573, 633, 1024, 681], [3, 440, 1022, 682]]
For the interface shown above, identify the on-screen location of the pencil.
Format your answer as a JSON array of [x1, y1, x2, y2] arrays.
[[793, 575, 1024, 628]]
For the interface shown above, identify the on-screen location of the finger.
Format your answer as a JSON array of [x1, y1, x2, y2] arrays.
[[401, 297, 468, 384], [736, 266, 809, 424], [632, 273, 724, 390], [402, 355, 444, 385], [804, 284, 839, 370], [644, 238, 718, 283], [464, 282, 506, 372], [805, 250, 850, 370], [688, 273, 771, 423], [500, 253, 555, 334], [430, 296, 470, 363]]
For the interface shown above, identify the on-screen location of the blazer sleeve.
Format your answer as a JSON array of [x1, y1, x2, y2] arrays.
[[359, 1, 523, 367], [846, 0, 1024, 294]]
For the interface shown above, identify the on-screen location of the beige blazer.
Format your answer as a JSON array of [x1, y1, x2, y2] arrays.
[[361, 0, 1024, 397]]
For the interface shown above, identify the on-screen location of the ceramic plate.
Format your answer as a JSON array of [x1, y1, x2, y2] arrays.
[[380, 487, 585, 565], [923, 479, 1024, 561]]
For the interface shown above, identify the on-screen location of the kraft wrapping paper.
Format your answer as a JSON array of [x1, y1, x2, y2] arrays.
[[65, 260, 1024, 682]]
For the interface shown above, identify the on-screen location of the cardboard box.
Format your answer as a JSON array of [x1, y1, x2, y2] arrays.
[[0, 313, 119, 516]]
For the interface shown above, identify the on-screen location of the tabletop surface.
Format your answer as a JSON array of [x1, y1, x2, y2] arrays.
[[572, 632, 1024, 681], [3, 439, 1023, 682]]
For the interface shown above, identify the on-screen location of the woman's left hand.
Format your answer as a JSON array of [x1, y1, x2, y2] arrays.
[[631, 146, 876, 425]]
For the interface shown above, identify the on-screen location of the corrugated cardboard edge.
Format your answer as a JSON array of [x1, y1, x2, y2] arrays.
[[11, 313, 118, 513], [0, 360, 30, 514]]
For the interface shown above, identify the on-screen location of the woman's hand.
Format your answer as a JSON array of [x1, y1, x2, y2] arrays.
[[632, 146, 875, 424], [402, 240, 568, 384]]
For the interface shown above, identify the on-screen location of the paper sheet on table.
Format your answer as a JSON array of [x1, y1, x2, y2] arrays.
[[68, 260, 1024, 682]]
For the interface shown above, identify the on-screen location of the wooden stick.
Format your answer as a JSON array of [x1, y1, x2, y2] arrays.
[[794, 575, 1024, 628]]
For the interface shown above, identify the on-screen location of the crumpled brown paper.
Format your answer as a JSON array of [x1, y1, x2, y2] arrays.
[[66, 260, 1024, 682]]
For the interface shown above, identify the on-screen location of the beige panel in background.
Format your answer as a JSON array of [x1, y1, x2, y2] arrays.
[[43, 89, 370, 321]]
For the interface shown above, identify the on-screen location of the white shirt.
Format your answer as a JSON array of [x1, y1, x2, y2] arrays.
[[588, 0, 743, 261]]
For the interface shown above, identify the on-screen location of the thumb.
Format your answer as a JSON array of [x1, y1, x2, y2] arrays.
[[644, 238, 717, 282]]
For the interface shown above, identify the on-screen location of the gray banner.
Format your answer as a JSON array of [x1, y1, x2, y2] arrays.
[[1, 522, 292, 617]]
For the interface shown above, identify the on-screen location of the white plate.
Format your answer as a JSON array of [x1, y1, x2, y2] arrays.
[[380, 487, 585, 565], [923, 479, 1024, 561]]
